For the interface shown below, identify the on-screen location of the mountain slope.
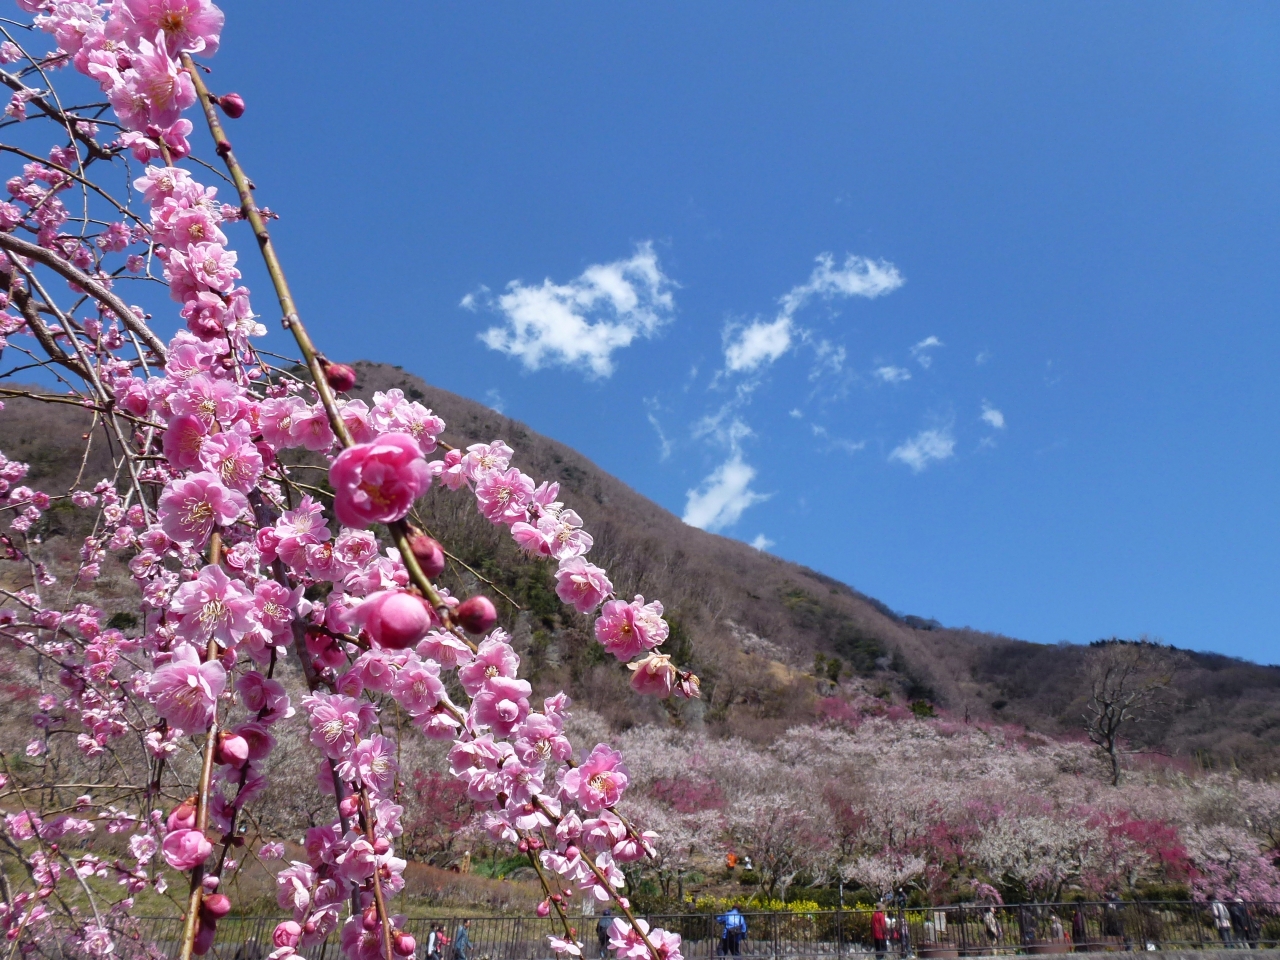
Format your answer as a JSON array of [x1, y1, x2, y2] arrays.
[[344, 362, 1280, 771], [1, 361, 1275, 771]]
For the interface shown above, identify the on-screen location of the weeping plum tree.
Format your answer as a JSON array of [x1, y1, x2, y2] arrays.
[[0, 4, 699, 960]]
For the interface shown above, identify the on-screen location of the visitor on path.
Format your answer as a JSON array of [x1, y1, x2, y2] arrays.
[[426, 924, 442, 960], [1071, 906, 1088, 953], [1212, 900, 1233, 946], [717, 904, 747, 956], [1229, 899, 1256, 950], [873, 904, 889, 960], [453, 919, 472, 960], [597, 909, 614, 959], [983, 907, 1003, 952]]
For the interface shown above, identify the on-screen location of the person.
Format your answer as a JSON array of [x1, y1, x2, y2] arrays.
[[1212, 900, 1233, 947], [983, 907, 1003, 953], [873, 903, 889, 960], [453, 919, 472, 960], [597, 909, 614, 960], [1050, 914, 1065, 943], [716, 904, 747, 956], [1229, 899, 1255, 950], [427, 924, 443, 960], [1071, 906, 1088, 953]]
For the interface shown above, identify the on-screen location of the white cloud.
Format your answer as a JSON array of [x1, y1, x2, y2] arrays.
[[724, 316, 794, 373], [647, 413, 672, 461], [789, 408, 803, 419], [721, 252, 903, 375], [485, 388, 505, 414], [474, 242, 674, 378], [975, 349, 991, 365], [911, 336, 943, 369], [683, 453, 770, 531], [779, 253, 905, 316], [874, 365, 912, 384], [751, 533, 774, 552], [981, 402, 1005, 430], [889, 428, 956, 473]]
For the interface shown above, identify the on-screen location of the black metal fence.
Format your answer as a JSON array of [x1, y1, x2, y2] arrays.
[[39, 901, 1280, 960]]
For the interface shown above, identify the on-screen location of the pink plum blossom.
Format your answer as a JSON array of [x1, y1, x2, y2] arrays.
[[157, 471, 246, 545], [168, 563, 256, 648], [161, 827, 212, 871], [554, 558, 613, 614], [148, 643, 225, 733], [329, 433, 431, 528], [628, 653, 677, 697], [471, 675, 532, 737], [457, 635, 520, 696], [593, 595, 669, 661], [474, 467, 535, 526], [561, 744, 629, 812], [119, 0, 224, 56]]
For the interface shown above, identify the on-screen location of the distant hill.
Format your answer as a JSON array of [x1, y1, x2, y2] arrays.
[[3, 360, 1277, 772]]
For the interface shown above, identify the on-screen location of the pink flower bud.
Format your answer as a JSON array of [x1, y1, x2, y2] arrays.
[[193, 917, 218, 956], [360, 590, 432, 650], [273, 921, 302, 949], [201, 893, 232, 920], [339, 794, 360, 818], [324, 362, 357, 392], [455, 595, 497, 634], [215, 731, 249, 767], [363, 906, 380, 931], [217, 93, 245, 118], [407, 533, 446, 579], [373, 836, 391, 855], [202, 874, 220, 890], [536, 900, 551, 918], [167, 797, 197, 832], [394, 932, 416, 957], [627, 653, 677, 698], [162, 828, 212, 871], [330, 434, 431, 529]]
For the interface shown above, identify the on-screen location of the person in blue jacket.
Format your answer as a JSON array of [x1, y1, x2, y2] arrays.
[[716, 905, 747, 956]]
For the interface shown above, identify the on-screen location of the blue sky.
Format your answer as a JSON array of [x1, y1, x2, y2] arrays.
[[205, 2, 1279, 663]]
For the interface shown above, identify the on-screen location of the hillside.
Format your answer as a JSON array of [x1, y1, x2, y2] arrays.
[[1, 360, 1277, 772]]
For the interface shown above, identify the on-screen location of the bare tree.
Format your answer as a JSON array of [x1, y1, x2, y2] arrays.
[[1082, 640, 1180, 785]]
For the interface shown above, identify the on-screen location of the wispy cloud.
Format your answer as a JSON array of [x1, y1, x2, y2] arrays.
[[683, 453, 770, 531], [980, 401, 1005, 430], [874, 365, 912, 384], [724, 316, 794, 373], [485, 388, 505, 414], [975, 349, 992, 365], [721, 253, 903, 375], [911, 336, 943, 369], [470, 242, 675, 378], [812, 423, 866, 454], [751, 533, 775, 552], [645, 399, 673, 461], [890, 427, 956, 473], [779, 253, 905, 316]]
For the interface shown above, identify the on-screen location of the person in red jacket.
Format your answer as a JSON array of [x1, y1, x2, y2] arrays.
[[873, 905, 889, 960]]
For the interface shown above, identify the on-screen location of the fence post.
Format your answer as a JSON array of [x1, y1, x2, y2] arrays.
[[836, 905, 843, 960]]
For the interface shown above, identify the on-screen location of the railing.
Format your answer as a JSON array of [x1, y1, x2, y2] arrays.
[[32, 901, 1280, 960]]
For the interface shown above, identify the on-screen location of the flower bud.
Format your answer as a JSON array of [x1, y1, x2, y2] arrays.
[[324, 362, 357, 393], [273, 921, 302, 949], [363, 590, 432, 650], [536, 899, 551, 918], [217, 93, 245, 118], [362, 906, 380, 931], [202, 873, 220, 891], [517, 839, 529, 852], [201, 893, 232, 920], [455, 595, 497, 634], [407, 533, 446, 579], [167, 797, 197, 832], [373, 836, 391, 855], [193, 918, 217, 956], [339, 794, 360, 818], [393, 932, 416, 957], [215, 731, 249, 768]]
